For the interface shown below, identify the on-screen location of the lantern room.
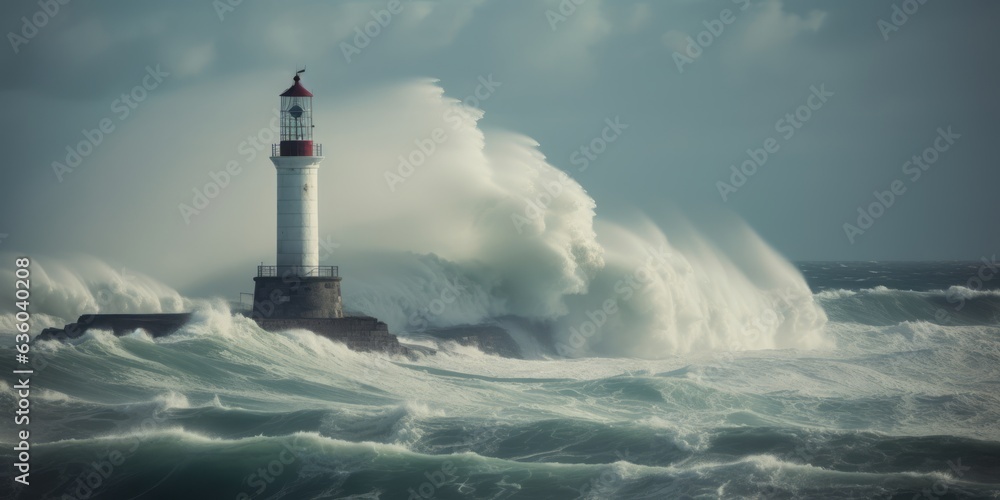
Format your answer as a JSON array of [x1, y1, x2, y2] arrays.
[[278, 70, 317, 157]]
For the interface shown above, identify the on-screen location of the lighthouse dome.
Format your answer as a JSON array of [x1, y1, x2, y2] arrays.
[[280, 74, 313, 97]]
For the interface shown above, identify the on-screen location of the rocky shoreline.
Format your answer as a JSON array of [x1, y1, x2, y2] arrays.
[[37, 313, 193, 341], [36, 313, 523, 359]]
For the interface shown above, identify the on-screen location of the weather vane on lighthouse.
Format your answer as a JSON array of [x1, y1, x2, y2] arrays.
[[252, 69, 344, 320]]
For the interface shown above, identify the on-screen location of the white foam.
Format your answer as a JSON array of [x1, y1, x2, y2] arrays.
[[154, 391, 191, 410], [0, 253, 190, 321], [943, 285, 1000, 300], [815, 289, 857, 300]]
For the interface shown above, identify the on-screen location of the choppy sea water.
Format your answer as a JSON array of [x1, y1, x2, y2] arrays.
[[2, 262, 999, 499]]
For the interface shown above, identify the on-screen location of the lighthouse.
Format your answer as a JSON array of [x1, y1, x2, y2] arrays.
[[252, 70, 343, 319], [273, 70, 322, 273]]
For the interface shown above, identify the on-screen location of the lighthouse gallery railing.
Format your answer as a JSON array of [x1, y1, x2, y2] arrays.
[[257, 265, 338, 278]]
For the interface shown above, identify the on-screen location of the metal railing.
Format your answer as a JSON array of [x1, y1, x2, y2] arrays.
[[257, 265, 338, 278]]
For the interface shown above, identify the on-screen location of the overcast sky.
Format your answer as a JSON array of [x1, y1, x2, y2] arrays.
[[1, 0, 997, 297]]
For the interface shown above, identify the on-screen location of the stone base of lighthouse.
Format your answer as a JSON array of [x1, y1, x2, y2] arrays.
[[252, 275, 343, 319], [248, 274, 415, 356]]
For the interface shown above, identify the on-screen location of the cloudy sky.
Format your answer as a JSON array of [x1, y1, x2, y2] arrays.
[[0, 0, 997, 298]]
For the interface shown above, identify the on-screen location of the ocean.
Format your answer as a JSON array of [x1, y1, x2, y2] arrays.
[[2, 261, 1000, 499]]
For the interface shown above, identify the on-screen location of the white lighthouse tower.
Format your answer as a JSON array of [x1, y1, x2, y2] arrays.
[[273, 70, 322, 274], [253, 71, 343, 319]]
